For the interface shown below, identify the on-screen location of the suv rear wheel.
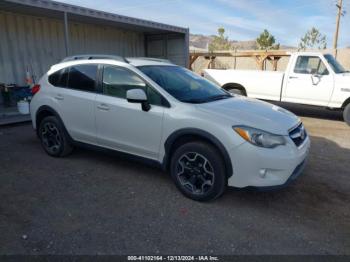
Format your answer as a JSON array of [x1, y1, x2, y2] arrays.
[[39, 116, 73, 157], [170, 142, 226, 201]]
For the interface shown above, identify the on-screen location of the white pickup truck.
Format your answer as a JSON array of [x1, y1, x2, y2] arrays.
[[204, 52, 350, 125]]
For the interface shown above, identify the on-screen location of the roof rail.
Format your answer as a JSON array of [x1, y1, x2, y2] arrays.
[[127, 57, 172, 63], [61, 54, 127, 63]]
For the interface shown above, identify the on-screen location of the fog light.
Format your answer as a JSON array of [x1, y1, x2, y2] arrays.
[[259, 169, 267, 178]]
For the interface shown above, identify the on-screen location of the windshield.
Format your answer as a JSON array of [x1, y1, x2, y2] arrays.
[[324, 54, 348, 74], [137, 65, 231, 103]]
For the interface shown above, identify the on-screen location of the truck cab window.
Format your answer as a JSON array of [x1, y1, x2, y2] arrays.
[[294, 56, 329, 75]]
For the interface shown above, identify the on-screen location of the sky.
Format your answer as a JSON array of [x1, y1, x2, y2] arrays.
[[55, 0, 350, 48]]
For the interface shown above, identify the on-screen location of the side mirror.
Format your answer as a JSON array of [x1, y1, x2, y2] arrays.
[[126, 89, 151, 111]]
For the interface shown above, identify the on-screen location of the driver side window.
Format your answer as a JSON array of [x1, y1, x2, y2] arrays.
[[102, 66, 166, 106], [103, 66, 146, 99], [294, 56, 329, 75]]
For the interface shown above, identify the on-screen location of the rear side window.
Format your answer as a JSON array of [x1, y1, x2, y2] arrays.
[[67, 64, 98, 92], [48, 68, 68, 87], [48, 64, 97, 92]]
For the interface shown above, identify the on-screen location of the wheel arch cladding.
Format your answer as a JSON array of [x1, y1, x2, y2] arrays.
[[163, 128, 233, 178], [35, 106, 72, 141]]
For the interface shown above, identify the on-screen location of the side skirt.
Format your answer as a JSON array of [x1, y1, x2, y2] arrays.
[[72, 140, 164, 170]]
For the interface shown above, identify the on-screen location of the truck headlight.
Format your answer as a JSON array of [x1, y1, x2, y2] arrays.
[[233, 126, 286, 148]]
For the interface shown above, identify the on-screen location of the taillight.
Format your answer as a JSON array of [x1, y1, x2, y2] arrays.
[[31, 84, 40, 95]]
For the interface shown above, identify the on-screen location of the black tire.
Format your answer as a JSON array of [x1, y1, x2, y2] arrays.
[[170, 141, 227, 201], [227, 88, 244, 96], [38, 116, 73, 157], [344, 103, 350, 126]]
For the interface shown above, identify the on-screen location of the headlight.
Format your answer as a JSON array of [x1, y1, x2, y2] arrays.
[[233, 126, 286, 148]]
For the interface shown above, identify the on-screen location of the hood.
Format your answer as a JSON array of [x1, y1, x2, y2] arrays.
[[196, 96, 300, 135]]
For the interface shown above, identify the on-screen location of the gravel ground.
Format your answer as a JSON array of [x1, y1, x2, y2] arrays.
[[0, 104, 349, 255]]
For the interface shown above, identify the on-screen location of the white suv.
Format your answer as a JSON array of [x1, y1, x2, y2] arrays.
[[30, 55, 310, 201]]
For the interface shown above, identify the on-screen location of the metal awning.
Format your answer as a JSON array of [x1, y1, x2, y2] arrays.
[[0, 0, 189, 57], [0, 0, 188, 34]]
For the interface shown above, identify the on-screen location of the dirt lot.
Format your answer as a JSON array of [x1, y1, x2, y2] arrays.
[[0, 104, 349, 255]]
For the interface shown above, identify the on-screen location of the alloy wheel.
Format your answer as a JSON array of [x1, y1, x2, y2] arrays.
[[176, 152, 215, 195], [41, 122, 62, 154]]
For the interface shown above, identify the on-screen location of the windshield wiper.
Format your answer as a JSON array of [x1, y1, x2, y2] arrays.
[[181, 98, 207, 104], [182, 94, 231, 104], [204, 94, 232, 102]]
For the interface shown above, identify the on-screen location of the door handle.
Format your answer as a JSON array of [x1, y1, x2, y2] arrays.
[[311, 74, 321, 85], [54, 94, 64, 100], [289, 76, 298, 79], [97, 104, 110, 111]]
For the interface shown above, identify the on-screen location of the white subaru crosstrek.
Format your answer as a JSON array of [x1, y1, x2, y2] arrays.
[[30, 55, 310, 201]]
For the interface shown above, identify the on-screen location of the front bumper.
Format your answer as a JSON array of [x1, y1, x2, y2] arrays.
[[227, 135, 310, 188], [244, 158, 308, 191]]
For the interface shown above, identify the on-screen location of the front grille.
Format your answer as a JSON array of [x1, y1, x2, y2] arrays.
[[289, 123, 307, 147]]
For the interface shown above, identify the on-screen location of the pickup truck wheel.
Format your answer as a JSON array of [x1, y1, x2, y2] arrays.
[[170, 142, 226, 201], [344, 104, 350, 126], [227, 88, 244, 96], [39, 116, 73, 157]]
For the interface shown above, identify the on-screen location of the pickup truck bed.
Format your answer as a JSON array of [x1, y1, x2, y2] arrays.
[[204, 69, 285, 101]]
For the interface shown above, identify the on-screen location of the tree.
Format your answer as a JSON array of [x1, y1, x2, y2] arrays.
[[256, 29, 280, 50], [208, 27, 232, 52], [299, 27, 327, 50]]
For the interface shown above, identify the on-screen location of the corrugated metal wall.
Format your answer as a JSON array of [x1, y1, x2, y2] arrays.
[[69, 21, 145, 58], [0, 10, 145, 86], [146, 34, 187, 67]]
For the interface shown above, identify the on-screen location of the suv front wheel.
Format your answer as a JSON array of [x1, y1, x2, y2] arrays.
[[39, 116, 73, 157], [170, 141, 227, 201]]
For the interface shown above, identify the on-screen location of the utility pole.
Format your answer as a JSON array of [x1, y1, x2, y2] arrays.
[[333, 0, 343, 58]]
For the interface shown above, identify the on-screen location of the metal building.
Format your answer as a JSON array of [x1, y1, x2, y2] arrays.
[[0, 0, 189, 86]]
